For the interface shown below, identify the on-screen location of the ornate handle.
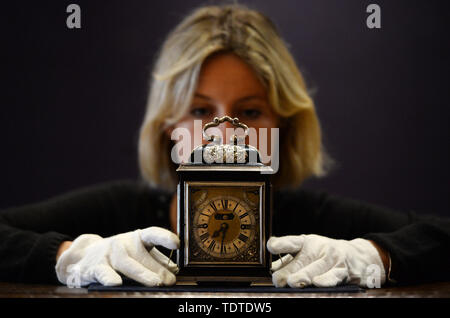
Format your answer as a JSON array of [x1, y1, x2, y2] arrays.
[[202, 116, 249, 143]]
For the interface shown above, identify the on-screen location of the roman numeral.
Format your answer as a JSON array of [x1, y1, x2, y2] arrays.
[[239, 212, 249, 219], [208, 240, 216, 251], [200, 232, 209, 242], [238, 233, 249, 243], [209, 202, 218, 212], [221, 199, 228, 210], [233, 242, 240, 253]]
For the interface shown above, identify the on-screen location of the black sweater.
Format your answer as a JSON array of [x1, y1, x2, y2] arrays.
[[0, 180, 449, 285]]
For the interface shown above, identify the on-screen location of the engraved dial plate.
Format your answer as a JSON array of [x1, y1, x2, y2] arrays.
[[184, 182, 264, 266]]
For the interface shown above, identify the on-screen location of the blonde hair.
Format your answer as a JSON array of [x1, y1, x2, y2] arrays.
[[138, 4, 330, 191]]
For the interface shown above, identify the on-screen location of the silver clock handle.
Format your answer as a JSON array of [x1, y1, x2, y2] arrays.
[[202, 116, 249, 143]]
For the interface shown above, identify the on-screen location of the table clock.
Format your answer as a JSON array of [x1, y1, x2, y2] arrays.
[[176, 116, 273, 283]]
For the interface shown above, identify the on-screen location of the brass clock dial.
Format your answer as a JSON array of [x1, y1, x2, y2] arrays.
[[185, 183, 262, 265], [193, 196, 256, 259]]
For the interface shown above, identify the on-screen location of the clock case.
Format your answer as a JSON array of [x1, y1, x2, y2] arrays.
[[176, 144, 273, 283]]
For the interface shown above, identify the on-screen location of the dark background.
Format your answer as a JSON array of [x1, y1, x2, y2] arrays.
[[1, 0, 449, 217]]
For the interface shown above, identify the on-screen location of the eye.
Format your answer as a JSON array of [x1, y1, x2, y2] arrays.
[[190, 107, 210, 118], [240, 108, 262, 119]]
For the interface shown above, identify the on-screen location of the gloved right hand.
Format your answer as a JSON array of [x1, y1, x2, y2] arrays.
[[55, 226, 180, 287]]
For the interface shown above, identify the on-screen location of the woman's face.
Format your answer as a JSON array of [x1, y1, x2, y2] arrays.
[[171, 52, 280, 151]]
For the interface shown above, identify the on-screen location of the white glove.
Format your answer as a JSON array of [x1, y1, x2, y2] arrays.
[[55, 226, 180, 287], [267, 234, 386, 288]]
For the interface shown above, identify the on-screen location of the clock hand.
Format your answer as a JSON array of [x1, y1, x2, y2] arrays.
[[212, 228, 222, 238], [221, 223, 229, 254], [212, 222, 229, 238], [220, 234, 225, 254], [222, 222, 229, 235]]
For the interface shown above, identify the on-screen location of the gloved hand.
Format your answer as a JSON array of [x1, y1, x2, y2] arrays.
[[267, 234, 386, 288], [55, 226, 180, 287]]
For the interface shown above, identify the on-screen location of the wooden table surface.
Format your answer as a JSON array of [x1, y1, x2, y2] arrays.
[[1, 281, 450, 298]]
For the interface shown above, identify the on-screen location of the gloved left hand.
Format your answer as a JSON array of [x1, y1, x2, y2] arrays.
[[267, 234, 386, 288]]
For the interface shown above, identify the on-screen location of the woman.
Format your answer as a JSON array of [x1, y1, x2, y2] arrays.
[[1, 4, 449, 288]]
